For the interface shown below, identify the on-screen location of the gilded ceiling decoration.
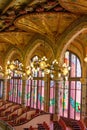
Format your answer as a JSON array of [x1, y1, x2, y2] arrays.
[[15, 12, 79, 43], [0, 0, 86, 58], [59, 0, 87, 14], [0, 0, 65, 32], [0, 32, 34, 49]]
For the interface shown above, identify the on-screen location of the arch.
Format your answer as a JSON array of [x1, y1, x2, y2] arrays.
[[4, 46, 23, 70], [24, 38, 55, 67], [56, 16, 87, 63]]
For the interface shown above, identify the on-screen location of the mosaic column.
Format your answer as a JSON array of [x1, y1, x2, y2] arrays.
[[22, 76, 26, 106], [3, 76, 8, 101], [80, 77, 87, 127], [2, 65, 8, 101], [80, 78, 86, 118], [44, 74, 50, 112], [53, 74, 60, 121]]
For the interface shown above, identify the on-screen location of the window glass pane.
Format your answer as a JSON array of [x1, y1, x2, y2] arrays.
[[25, 80, 31, 106], [60, 81, 69, 118], [49, 80, 55, 113], [70, 81, 75, 119], [64, 51, 69, 66], [76, 58, 81, 77], [8, 60, 22, 104], [71, 54, 76, 77], [38, 80, 42, 109], [25, 56, 45, 110], [76, 81, 81, 120], [61, 51, 82, 120], [9, 79, 13, 101], [63, 81, 69, 118], [41, 80, 44, 110]]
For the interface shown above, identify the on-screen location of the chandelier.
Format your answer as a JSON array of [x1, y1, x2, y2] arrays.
[[50, 59, 70, 80], [25, 56, 70, 80], [6, 60, 24, 79], [25, 56, 50, 79], [5, 55, 70, 80]]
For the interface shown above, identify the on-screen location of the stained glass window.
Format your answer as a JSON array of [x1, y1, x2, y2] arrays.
[[60, 51, 82, 120], [49, 80, 55, 113], [25, 56, 45, 110], [8, 60, 22, 104]]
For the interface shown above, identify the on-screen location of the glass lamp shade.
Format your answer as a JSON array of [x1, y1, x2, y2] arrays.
[[26, 69, 31, 75], [58, 72, 61, 78], [9, 64, 16, 70], [62, 68, 69, 76], [44, 68, 50, 74], [39, 61, 46, 69], [84, 55, 87, 63]]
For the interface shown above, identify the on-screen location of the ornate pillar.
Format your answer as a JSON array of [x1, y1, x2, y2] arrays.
[[22, 76, 26, 106], [2, 65, 8, 101], [53, 74, 60, 121], [80, 78, 86, 118], [44, 74, 50, 112], [3, 76, 8, 101], [80, 77, 87, 127]]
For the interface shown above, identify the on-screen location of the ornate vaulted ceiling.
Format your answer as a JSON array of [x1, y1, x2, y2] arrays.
[[0, 0, 86, 60], [59, 0, 87, 14]]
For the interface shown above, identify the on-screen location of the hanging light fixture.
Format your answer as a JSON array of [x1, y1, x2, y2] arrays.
[[5, 57, 70, 80], [25, 55, 50, 79], [5, 41, 70, 80], [6, 60, 24, 79], [25, 39, 70, 80], [50, 59, 70, 80], [25, 56, 70, 80]]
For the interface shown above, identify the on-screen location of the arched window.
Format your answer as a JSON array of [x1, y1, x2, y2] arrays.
[[8, 60, 22, 104], [60, 51, 82, 120], [25, 56, 45, 110]]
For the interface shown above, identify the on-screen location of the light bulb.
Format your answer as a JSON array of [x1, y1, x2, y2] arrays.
[[40, 61, 46, 69], [26, 69, 31, 75], [58, 72, 61, 77], [84, 55, 87, 63]]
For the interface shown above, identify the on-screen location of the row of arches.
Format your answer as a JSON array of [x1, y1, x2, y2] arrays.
[[0, 48, 82, 120]]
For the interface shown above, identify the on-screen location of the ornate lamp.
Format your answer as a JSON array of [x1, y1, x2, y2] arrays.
[[6, 60, 24, 79], [50, 59, 70, 80], [25, 56, 70, 80]]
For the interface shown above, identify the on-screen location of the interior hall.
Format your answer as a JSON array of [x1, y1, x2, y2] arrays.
[[0, 0, 86, 130]]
